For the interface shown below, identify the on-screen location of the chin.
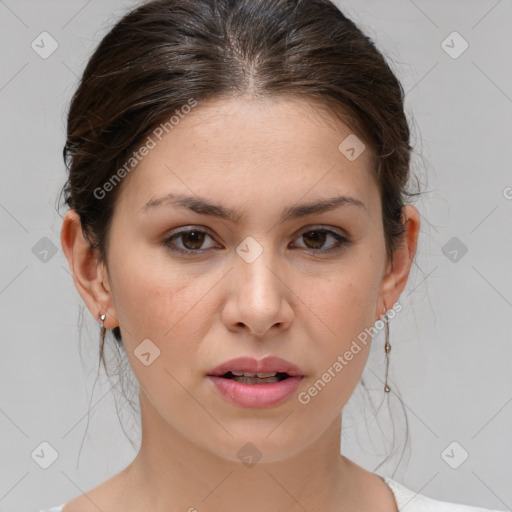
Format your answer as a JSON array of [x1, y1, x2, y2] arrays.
[[199, 430, 311, 465]]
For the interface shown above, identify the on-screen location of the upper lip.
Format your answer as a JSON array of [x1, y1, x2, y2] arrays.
[[208, 356, 305, 377]]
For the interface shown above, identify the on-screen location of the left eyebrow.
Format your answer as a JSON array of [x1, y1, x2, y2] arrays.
[[141, 193, 368, 223]]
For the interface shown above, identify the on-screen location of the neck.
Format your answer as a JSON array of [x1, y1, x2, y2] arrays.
[[120, 390, 361, 512]]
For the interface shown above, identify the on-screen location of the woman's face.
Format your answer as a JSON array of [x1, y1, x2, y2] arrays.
[[69, 96, 418, 463]]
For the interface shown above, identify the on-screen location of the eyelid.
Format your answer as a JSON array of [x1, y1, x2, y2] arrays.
[[166, 225, 216, 238], [293, 224, 349, 240]]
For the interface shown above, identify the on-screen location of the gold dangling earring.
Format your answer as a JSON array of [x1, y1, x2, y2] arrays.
[[99, 313, 107, 363], [384, 312, 391, 393]]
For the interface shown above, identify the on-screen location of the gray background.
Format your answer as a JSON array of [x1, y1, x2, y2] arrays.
[[0, 0, 511, 510]]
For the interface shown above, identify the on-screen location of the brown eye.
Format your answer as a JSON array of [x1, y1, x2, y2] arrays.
[[293, 228, 350, 253], [302, 230, 328, 250], [180, 230, 206, 250], [163, 228, 217, 254]]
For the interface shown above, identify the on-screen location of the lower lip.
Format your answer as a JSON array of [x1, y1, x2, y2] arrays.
[[207, 375, 303, 408]]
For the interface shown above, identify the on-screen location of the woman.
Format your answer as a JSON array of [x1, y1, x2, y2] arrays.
[[43, 0, 503, 510]]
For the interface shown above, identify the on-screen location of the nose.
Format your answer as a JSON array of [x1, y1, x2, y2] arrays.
[[221, 244, 294, 337]]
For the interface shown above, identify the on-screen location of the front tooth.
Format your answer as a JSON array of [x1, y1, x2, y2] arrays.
[[230, 371, 277, 377]]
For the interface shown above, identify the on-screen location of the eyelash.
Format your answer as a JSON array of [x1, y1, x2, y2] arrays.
[[162, 226, 351, 256]]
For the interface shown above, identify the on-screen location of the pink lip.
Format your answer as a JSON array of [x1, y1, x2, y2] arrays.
[[206, 356, 305, 408], [207, 375, 303, 408], [207, 355, 305, 377]]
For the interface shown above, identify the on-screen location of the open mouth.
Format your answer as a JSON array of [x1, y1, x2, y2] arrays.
[[219, 371, 291, 384], [207, 362, 304, 407]]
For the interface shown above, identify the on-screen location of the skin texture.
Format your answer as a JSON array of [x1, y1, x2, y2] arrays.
[[61, 95, 420, 512]]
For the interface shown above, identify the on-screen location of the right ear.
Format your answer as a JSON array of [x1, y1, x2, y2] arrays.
[[60, 209, 118, 329]]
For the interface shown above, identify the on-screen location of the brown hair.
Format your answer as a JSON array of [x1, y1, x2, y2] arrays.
[[60, 0, 418, 468]]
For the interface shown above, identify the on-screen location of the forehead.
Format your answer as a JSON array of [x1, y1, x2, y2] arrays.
[[117, 95, 379, 215]]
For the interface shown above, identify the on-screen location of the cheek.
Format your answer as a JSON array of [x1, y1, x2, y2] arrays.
[[309, 261, 381, 332], [107, 247, 213, 398], [107, 242, 224, 361], [299, 285, 375, 416], [304, 260, 382, 380], [107, 241, 187, 337]]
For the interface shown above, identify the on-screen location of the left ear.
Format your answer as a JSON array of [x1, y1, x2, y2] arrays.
[[376, 204, 420, 318]]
